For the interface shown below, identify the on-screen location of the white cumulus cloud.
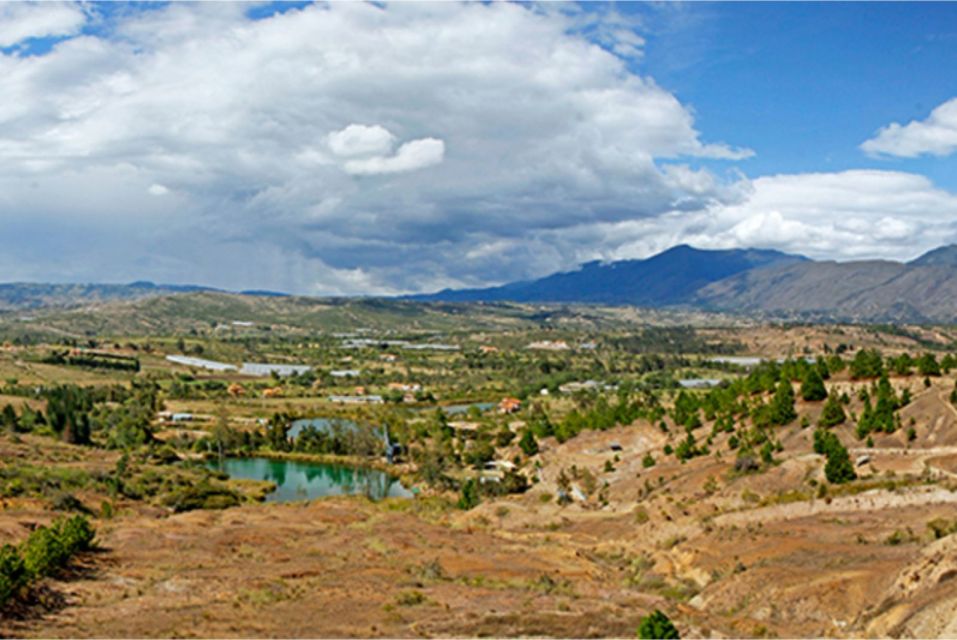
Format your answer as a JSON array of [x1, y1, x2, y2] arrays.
[[344, 138, 445, 176], [599, 170, 957, 265], [0, 2, 87, 48], [327, 124, 396, 158], [861, 97, 957, 158]]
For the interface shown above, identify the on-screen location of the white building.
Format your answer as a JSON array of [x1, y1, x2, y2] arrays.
[[241, 362, 312, 377], [165, 355, 237, 372]]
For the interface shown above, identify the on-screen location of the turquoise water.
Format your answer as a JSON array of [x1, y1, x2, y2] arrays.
[[208, 457, 412, 503]]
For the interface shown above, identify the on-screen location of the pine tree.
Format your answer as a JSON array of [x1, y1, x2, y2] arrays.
[[800, 369, 828, 402], [818, 392, 846, 428], [770, 381, 797, 425]]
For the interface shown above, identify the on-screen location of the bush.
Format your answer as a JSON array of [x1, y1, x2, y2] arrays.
[[518, 429, 539, 457], [0, 544, 27, 606], [457, 478, 480, 510], [21, 527, 66, 578], [59, 515, 95, 553], [637, 609, 680, 639], [162, 482, 241, 513]]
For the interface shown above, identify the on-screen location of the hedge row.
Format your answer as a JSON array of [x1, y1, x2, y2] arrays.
[[0, 515, 95, 607]]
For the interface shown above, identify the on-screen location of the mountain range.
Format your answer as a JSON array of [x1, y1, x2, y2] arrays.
[[411, 244, 957, 323], [4, 244, 957, 323]]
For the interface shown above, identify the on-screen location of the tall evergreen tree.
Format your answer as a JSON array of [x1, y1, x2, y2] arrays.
[[800, 369, 827, 402], [818, 392, 846, 428]]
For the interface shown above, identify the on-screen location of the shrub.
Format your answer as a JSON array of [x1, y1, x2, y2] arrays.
[[395, 589, 426, 606], [0, 544, 27, 606], [21, 527, 66, 577], [518, 429, 539, 457], [59, 515, 95, 553], [162, 482, 241, 513], [927, 518, 957, 540], [637, 609, 680, 639], [457, 478, 480, 510]]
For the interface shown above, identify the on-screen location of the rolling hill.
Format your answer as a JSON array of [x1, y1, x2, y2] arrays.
[[0, 281, 289, 313]]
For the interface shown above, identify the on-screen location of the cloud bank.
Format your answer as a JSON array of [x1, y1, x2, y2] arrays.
[[0, 2, 953, 295]]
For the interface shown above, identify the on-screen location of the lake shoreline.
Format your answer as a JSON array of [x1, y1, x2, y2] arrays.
[[208, 454, 417, 502]]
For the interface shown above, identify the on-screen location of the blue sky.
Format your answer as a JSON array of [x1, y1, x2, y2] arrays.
[[0, 1, 955, 294], [626, 2, 957, 188]]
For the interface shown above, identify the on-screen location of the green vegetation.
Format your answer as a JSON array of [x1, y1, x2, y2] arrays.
[[1, 516, 95, 608], [800, 368, 827, 401], [818, 392, 846, 427], [850, 349, 884, 379], [813, 430, 856, 484], [856, 373, 904, 438], [637, 609, 680, 639], [457, 478, 480, 510]]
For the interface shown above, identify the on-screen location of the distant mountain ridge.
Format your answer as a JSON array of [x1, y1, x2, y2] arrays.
[[412, 245, 808, 305], [7, 244, 957, 323], [0, 282, 287, 312], [411, 244, 957, 323]]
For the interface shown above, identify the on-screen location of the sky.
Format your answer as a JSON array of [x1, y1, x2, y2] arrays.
[[0, 1, 956, 295]]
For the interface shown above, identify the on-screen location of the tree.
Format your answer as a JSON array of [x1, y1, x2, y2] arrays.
[[850, 349, 884, 379], [814, 429, 856, 484], [917, 353, 941, 377], [464, 434, 496, 469], [800, 369, 827, 402], [1, 404, 17, 434], [457, 478, 480, 510], [46, 385, 93, 445], [638, 610, 680, 639], [824, 447, 856, 484], [769, 381, 797, 425], [818, 393, 846, 427], [265, 412, 292, 452], [518, 429, 539, 457]]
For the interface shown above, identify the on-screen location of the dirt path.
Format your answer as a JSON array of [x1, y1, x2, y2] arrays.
[[713, 486, 957, 527]]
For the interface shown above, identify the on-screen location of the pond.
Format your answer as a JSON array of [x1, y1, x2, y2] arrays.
[[208, 457, 413, 503]]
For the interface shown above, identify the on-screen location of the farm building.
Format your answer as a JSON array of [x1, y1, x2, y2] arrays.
[[165, 355, 237, 372], [240, 362, 312, 377]]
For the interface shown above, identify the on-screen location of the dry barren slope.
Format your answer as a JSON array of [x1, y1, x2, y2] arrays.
[[696, 262, 957, 322]]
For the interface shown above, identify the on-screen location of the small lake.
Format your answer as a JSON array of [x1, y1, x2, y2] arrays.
[[208, 457, 413, 503]]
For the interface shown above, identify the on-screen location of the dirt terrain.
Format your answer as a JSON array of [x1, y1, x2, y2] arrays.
[[4, 327, 957, 638], [5, 391, 957, 638]]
